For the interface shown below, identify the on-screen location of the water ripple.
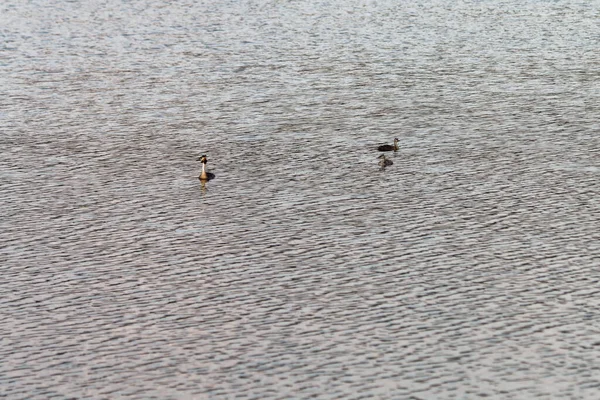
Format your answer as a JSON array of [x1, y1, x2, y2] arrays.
[[2, 0, 600, 399]]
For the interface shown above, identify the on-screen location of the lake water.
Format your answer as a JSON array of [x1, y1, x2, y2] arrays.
[[2, 0, 600, 398]]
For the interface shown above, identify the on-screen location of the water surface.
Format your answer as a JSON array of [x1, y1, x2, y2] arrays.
[[2, 0, 600, 398]]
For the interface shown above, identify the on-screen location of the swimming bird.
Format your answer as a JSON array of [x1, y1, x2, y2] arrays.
[[197, 155, 215, 181], [378, 154, 393, 167], [377, 138, 399, 152]]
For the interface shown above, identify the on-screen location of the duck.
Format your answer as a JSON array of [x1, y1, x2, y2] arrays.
[[197, 155, 215, 181], [378, 154, 393, 167], [377, 138, 399, 152]]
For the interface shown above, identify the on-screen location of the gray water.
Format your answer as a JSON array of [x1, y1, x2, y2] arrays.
[[2, 0, 600, 398]]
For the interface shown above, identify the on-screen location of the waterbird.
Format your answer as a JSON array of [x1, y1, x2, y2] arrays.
[[378, 154, 393, 167], [377, 138, 399, 152], [198, 155, 215, 181]]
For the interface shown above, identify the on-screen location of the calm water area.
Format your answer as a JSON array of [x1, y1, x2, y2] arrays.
[[1, 0, 600, 398]]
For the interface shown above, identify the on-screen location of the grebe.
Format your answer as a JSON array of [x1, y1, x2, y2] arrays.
[[377, 138, 399, 152], [378, 154, 393, 167], [197, 155, 215, 181]]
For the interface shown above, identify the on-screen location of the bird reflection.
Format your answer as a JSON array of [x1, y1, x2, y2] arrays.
[[199, 179, 208, 193], [378, 154, 393, 170]]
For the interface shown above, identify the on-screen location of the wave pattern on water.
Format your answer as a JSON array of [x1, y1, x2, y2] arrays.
[[1, 0, 600, 398]]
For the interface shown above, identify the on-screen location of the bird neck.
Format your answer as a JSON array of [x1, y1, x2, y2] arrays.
[[200, 163, 208, 179]]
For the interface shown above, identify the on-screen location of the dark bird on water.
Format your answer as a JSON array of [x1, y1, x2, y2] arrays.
[[377, 138, 399, 152], [378, 154, 393, 167], [198, 155, 215, 181]]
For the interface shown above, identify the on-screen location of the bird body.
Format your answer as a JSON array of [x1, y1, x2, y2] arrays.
[[198, 155, 215, 181], [377, 138, 399, 152]]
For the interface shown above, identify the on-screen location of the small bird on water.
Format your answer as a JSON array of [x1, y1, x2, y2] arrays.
[[197, 154, 215, 181], [377, 138, 399, 152], [378, 154, 393, 168]]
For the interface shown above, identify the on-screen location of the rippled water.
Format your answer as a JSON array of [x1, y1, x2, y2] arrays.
[[2, 0, 600, 398]]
